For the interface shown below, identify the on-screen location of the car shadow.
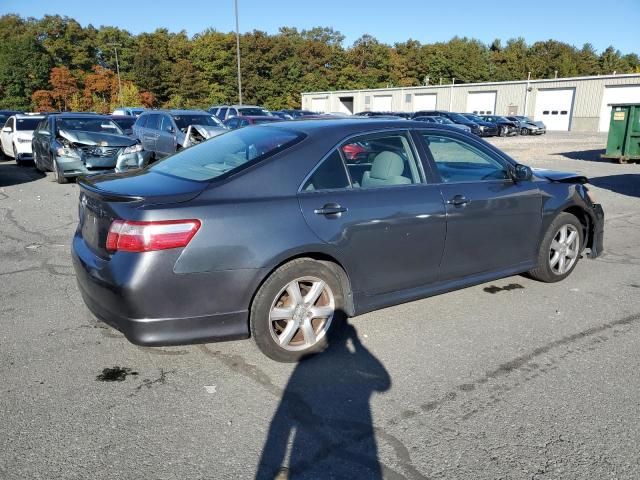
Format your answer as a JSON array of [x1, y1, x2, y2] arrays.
[[556, 149, 606, 162], [0, 161, 46, 187], [589, 174, 640, 198], [255, 320, 391, 479]]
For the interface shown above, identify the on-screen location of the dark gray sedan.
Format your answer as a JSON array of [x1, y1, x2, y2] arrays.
[[72, 119, 604, 362]]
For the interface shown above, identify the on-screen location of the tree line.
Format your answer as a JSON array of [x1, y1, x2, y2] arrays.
[[0, 14, 638, 112]]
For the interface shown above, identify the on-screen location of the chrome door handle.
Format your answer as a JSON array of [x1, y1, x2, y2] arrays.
[[446, 195, 470, 206], [314, 203, 347, 216]]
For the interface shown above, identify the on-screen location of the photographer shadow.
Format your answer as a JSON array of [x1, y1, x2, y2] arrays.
[[256, 321, 391, 479]]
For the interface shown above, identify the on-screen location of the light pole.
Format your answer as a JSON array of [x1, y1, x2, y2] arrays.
[[108, 43, 123, 107], [234, 0, 243, 105]]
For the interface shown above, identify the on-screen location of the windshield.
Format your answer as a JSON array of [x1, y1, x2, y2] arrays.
[[448, 113, 469, 123], [111, 117, 135, 130], [57, 118, 123, 135], [173, 114, 223, 131], [16, 118, 44, 130], [238, 107, 271, 116], [465, 114, 483, 122], [150, 126, 303, 181]]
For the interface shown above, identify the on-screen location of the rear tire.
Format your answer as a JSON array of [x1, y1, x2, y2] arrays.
[[528, 213, 583, 283], [33, 149, 45, 172], [250, 258, 346, 362]]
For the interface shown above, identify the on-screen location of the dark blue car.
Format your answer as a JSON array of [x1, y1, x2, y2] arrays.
[[72, 119, 604, 361]]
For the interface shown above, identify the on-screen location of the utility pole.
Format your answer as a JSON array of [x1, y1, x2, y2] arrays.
[[234, 0, 243, 105], [523, 71, 531, 116], [108, 43, 123, 107], [449, 78, 455, 111]]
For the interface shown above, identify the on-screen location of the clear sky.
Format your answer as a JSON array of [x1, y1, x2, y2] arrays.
[[2, 0, 638, 54]]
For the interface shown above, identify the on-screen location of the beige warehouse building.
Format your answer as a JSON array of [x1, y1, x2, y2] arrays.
[[301, 73, 640, 133]]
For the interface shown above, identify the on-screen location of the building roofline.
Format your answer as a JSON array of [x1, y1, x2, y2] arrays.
[[302, 73, 640, 96]]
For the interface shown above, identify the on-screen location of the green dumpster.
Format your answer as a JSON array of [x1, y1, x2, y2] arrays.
[[602, 103, 640, 163]]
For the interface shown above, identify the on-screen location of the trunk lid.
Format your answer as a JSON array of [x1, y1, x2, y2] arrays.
[[77, 170, 208, 256]]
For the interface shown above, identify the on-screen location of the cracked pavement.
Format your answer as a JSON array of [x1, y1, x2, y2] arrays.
[[1, 132, 639, 479]]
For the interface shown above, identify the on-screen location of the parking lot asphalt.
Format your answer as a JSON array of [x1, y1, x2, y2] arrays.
[[1, 132, 639, 479]]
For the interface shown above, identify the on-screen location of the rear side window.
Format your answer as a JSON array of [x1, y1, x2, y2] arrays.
[[340, 132, 422, 188], [150, 127, 303, 181], [303, 150, 350, 191], [218, 107, 228, 119]]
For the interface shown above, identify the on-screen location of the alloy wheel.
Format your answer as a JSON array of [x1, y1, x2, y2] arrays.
[[549, 224, 580, 275], [268, 276, 335, 352]]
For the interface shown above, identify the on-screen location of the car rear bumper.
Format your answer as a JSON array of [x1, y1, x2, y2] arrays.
[[71, 233, 260, 346]]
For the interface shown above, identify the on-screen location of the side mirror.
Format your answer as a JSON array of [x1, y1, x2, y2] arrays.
[[167, 125, 175, 133], [2, 126, 12, 133], [513, 164, 532, 181]]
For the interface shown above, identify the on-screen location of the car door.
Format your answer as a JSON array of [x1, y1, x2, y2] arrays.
[[156, 115, 177, 156], [297, 130, 447, 296], [142, 114, 161, 154], [1, 117, 13, 156], [417, 131, 542, 281], [34, 118, 54, 169]]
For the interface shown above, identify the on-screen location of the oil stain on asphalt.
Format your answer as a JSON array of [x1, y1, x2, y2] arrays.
[[96, 367, 139, 382]]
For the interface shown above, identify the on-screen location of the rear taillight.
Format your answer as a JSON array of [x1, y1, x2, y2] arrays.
[[106, 219, 201, 253]]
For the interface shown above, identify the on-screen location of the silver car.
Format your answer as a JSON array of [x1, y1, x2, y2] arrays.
[[133, 110, 227, 159]]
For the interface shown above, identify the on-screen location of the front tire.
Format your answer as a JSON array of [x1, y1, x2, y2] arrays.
[[52, 157, 68, 184], [529, 213, 583, 283], [250, 259, 345, 362], [520, 127, 529, 136]]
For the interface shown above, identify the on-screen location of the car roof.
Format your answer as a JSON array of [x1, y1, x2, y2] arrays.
[[264, 118, 469, 136], [14, 113, 45, 119], [141, 109, 210, 115]]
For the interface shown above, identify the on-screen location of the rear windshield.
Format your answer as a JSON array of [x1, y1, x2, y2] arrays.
[[16, 118, 43, 130], [173, 114, 223, 131], [57, 118, 123, 135], [448, 113, 469, 123], [238, 108, 270, 116], [149, 126, 303, 181]]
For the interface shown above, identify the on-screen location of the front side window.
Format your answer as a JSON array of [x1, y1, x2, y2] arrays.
[[340, 132, 422, 188], [145, 114, 162, 130], [150, 126, 303, 181], [160, 115, 174, 132], [302, 150, 350, 191], [422, 134, 509, 183]]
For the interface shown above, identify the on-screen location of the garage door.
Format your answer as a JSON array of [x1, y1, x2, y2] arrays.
[[372, 95, 393, 111], [413, 93, 437, 112], [599, 85, 640, 132], [311, 97, 329, 113], [466, 91, 496, 114], [534, 88, 575, 131]]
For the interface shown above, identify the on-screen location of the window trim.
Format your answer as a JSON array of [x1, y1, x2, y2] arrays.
[[415, 129, 516, 185], [297, 129, 427, 194]]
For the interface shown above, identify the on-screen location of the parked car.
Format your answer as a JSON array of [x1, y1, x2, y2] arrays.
[[506, 116, 547, 135], [112, 107, 145, 117], [72, 118, 604, 362], [108, 115, 137, 136], [133, 109, 226, 159], [280, 109, 317, 118], [413, 111, 482, 135], [224, 116, 284, 129], [461, 114, 500, 137], [480, 115, 520, 136], [413, 115, 472, 133], [31, 113, 150, 183], [1, 113, 45, 165], [269, 111, 294, 120], [210, 105, 273, 121]]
